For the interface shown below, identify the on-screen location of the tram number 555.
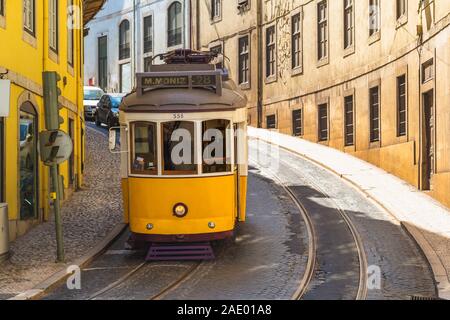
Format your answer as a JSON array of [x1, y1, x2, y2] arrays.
[[173, 113, 184, 120]]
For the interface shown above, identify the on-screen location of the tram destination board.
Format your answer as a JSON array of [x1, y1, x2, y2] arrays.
[[141, 75, 217, 87], [137, 71, 223, 96]]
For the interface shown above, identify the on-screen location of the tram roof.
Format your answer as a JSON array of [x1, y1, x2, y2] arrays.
[[120, 81, 248, 113]]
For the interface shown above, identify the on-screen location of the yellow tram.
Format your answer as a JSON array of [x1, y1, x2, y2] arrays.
[[110, 51, 248, 255]]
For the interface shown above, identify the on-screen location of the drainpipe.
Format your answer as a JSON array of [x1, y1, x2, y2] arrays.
[[257, 0, 263, 128], [183, 0, 187, 49], [187, 0, 191, 49], [417, 2, 423, 190]]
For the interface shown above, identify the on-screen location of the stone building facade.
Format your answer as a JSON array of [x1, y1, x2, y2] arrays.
[[192, 0, 450, 208], [84, 0, 192, 93]]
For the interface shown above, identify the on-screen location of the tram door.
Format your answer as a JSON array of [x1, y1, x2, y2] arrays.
[[422, 90, 434, 191], [234, 124, 239, 219]]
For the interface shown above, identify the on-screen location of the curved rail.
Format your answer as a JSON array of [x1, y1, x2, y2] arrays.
[[250, 155, 368, 300]]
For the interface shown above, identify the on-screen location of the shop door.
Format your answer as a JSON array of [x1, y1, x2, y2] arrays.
[[422, 90, 434, 191], [19, 102, 38, 219]]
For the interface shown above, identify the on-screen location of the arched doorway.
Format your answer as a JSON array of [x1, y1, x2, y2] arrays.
[[19, 101, 38, 220]]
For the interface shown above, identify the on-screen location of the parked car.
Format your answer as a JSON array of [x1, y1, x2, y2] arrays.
[[94, 93, 126, 128], [83, 86, 104, 121]]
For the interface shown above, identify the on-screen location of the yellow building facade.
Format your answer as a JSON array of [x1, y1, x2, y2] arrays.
[[0, 0, 103, 241], [193, 0, 450, 208]]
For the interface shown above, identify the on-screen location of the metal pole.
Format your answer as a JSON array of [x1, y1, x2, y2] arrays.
[[51, 164, 65, 262], [257, 0, 263, 128]]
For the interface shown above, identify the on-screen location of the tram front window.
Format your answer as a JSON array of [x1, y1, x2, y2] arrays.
[[202, 120, 231, 173], [162, 121, 197, 175], [131, 122, 158, 175]]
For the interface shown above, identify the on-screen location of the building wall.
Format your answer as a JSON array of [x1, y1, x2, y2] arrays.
[[0, 0, 85, 240], [193, 0, 450, 208], [84, 0, 192, 93]]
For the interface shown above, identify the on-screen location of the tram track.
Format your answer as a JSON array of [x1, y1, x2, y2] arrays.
[[86, 260, 204, 300], [250, 146, 368, 300]]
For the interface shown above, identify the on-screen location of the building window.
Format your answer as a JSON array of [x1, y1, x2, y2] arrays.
[[266, 26, 276, 78], [317, 1, 328, 61], [369, 0, 380, 36], [98, 36, 108, 91], [344, 0, 354, 49], [67, 0, 74, 66], [49, 0, 59, 53], [210, 44, 223, 69], [369, 86, 380, 142], [119, 20, 130, 60], [143, 15, 153, 54], [422, 59, 434, 83], [211, 0, 221, 20], [168, 1, 182, 47], [266, 115, 276, 129], [292, 109, 303, 137], [344, 95, 354, 146], [120, 62, 132, 93], [318, 104, 329, 141], [238, 36, 249, 85], [23, 0, 35, 36], [396, 0, 406, 20], [397, 75, 407, 137], [292, 13, 302, 70]]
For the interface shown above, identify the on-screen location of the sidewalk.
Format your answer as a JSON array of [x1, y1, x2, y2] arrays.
[[248, 127, 450, 299], [0, 126, 123, 300]]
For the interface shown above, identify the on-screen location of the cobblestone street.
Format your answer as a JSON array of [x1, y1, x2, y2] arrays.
[[0, 126, 122, 299]]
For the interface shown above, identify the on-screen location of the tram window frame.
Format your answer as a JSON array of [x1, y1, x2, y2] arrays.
[[202, 119, 232, 174], [161, 121, 198, 176], [130, 121, 158, 176]]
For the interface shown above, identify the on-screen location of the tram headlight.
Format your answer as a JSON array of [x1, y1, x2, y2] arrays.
[[173, 203, 188, 218]]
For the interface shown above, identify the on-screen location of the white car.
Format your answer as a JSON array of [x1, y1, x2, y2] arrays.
[[83, 86, 104, 121]]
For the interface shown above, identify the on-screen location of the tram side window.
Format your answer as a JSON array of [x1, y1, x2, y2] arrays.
[[202, 120, 231, 173], [131, 122, 158, 175], [162, 121, 197, 175]]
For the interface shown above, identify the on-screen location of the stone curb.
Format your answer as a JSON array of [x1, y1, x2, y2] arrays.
[[401, 222, 450, 300], [248, 129, 450, 300], [8, 223, 127, 300]]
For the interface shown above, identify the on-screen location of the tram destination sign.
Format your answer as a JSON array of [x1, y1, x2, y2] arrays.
[[137, 71, 222, 96], [141, 75, 216, 87]]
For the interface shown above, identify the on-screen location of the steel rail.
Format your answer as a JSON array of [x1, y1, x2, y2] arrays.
[[248, 157, 316, 300], [148, 262, 203, 300], [250, 147, 368, 300]]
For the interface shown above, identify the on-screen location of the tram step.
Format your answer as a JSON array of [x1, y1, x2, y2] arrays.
[[146, 242, 215, 261]]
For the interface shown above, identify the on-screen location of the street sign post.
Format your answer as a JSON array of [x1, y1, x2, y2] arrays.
[[42, 71, 67, 263], [39, 130, 73, 165]]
